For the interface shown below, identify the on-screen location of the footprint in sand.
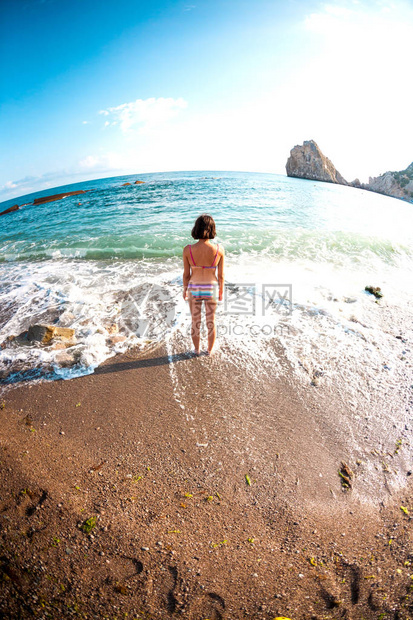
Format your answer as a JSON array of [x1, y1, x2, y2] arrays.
[[317, 559, 410, 617], [189, 591, 225, 620]]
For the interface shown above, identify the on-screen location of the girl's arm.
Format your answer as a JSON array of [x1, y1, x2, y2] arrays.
[[218, 247, 225, 301], [183, 246, 191, 299]]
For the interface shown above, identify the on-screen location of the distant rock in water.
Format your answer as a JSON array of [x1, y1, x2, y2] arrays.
[[121, 183, 131, 186], [286, 140, 348, 185], [33, 190, 87, 205], [352, 162, 413, 203], [134, 180, 145, 184], [0, 204, 19, 216]]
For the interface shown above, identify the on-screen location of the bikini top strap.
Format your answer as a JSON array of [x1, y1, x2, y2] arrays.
[[211, 243, 219, 267], [189, 245, 196, 266]]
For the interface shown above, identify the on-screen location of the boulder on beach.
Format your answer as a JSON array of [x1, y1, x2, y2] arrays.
[[33, 191, 87, 205], [286, 140, 348, 185], [26, 324, 76, 346], [107, 334, 127, 345], [0, 204, 19, 216], [365, 285, 383, 299], [134, 180, 145, 184], [54, 350, 76, 367]]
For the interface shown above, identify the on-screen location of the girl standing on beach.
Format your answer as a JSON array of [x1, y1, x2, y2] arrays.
[[183, 214, 225, 355]]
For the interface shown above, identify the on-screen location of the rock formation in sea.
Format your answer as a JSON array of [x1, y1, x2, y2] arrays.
[[286, 140, 348, 185], [33, 190, 87, 205], [0, 204, 19, 216], [353, 163, 413, 203], [286, 140, 413, 203]]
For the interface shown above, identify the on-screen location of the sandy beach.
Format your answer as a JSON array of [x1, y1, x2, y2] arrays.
[[2, 341, 413, 619]]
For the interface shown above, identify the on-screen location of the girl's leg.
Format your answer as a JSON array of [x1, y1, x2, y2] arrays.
[[205, 300, 217, 354], [189, 296, 202, 353]]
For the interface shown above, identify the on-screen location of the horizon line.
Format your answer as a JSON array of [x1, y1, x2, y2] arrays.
[[0, 169, 287, 206]]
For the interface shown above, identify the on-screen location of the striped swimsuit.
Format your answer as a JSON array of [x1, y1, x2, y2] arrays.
[[187, 244, 219, 301]]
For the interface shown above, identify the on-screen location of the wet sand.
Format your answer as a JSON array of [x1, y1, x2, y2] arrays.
[[1, 343, 413, 619]]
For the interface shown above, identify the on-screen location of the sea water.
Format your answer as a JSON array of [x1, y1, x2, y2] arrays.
[[1, 170, 412, 404]]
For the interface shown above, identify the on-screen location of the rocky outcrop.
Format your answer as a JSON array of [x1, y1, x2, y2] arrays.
[[134, 180, 145, 184], [54, 350, 76, 367], [286, 140, 348, 185], [286, 140, 413, 203], [365, 285, 383, 299], [0, 204, 19, 216], [25, 324, 76, 347], [33, 191, 87, 205], [121, 183, 131, 187], [352, 163, 413, 203]]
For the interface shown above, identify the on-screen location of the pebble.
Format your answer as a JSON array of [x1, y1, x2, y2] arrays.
[[141, 547, 150, 551], [298, 573, 304, 578], [60, 431, 65, 435]]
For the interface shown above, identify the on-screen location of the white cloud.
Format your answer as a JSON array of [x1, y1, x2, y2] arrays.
[[78, 155, 101, 169], [0, 97, 189, 201], [78, 152, 125, 172], [0, 166, 117, 202], [2, 181, 18, 190], [99, 97, 188, 133], [82, 120, 89, 125], [0, 173, 64, 201]]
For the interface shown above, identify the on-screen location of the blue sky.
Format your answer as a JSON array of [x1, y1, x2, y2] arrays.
[[1, 0, 412, 201]]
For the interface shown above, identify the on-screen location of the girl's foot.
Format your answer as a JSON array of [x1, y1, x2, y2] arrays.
[[194, 349, 201, 356], [205, 349, 214, 356]]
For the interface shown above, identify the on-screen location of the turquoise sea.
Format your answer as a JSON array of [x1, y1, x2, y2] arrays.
[[1, 170, 413, 402]]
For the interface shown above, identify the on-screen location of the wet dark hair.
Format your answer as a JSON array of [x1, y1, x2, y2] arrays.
[[191, 214, 216, 240]]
